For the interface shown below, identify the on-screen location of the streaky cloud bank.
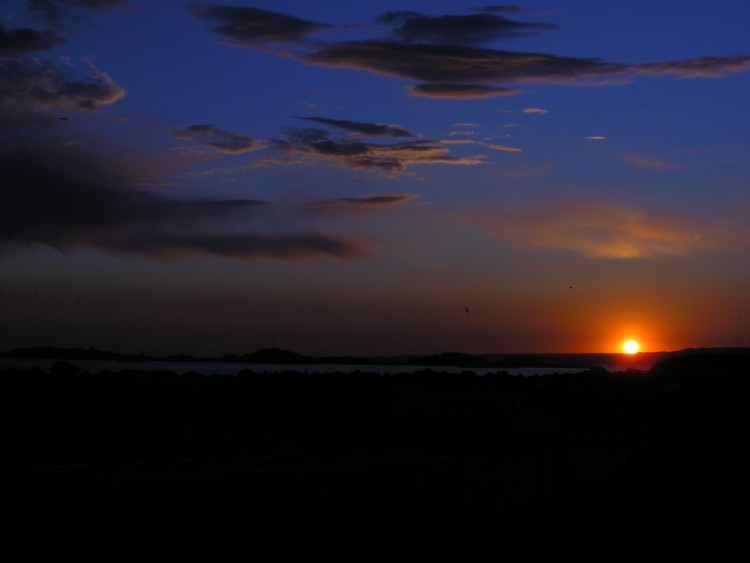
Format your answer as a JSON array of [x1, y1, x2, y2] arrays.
[[295, 116, 414, 138], [175, 124, 261, 154], [0, 140, 365, 261], [408, 83, 522, 99], [192, 4, 750, 99], [306, 193, 420, 213]]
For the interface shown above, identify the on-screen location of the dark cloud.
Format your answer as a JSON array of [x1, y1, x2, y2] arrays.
[[189, 4, 330, 47], [408, 82, 521, 98], [309, 193, 420, 212], [473, 6, 525, 14], [378, 10, 558, 45], [0, 57, 126, 119], [0, 141, 364, 261], [0, 24, 63, 55], [175, 124, 260, 154], [637, 56, 750, 78], [296, 116, 414, 138], [474, 6, 552, 16], [307, 40, 750, 92], [273, 127, 483, 174], [305, 41, 629, 84], [337, 194, 417, 205], [26, 0, 126, 22], [101, 231, 362, 260], [194, 6, 749, 100]]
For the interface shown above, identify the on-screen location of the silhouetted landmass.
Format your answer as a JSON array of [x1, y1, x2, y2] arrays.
[[6, 349, 748, 561], [0, 344, 693, 369]]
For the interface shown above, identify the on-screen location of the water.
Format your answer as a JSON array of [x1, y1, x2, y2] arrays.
[[0, 358, 653, 376]]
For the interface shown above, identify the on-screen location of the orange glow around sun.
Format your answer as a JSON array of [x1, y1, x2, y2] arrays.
[[623, 339, 640, 354]]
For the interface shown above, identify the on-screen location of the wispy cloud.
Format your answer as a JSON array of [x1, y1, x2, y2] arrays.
[[483, 200, 740, 258], [585, 135, 607, 141], [440, 138, 522, 152], [408, 82, 522, 99], [638, 56, 750, 78], [271, 126, 485, 174], [618, 152, 680, 171], [175, 124, 260, 154], [523, 107, 548, 114], [296, 116, 414, 137], [486, 143, 522, 152], [307, 193, 420, 212]]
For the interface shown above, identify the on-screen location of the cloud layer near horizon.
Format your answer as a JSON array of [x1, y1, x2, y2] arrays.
[[481, 201, 745, 259]]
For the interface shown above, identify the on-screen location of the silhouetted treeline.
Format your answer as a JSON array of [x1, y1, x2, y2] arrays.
[[6, 351, 748, 561]]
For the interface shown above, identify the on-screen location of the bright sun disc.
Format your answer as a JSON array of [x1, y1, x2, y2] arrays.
[[623, 340, 640, 354]]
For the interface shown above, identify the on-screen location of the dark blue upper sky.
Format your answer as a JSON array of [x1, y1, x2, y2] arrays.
[[2, 0, 749, 355]]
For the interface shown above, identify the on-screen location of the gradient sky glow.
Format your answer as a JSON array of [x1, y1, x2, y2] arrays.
[[2, 0, 749, 356]]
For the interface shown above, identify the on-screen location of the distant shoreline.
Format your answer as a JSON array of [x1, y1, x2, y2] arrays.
[[0, 344, 660, 367], [2, 345, 747, 374]]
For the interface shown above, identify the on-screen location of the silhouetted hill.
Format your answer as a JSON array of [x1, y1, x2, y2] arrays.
[[650, 349, 750, 377]]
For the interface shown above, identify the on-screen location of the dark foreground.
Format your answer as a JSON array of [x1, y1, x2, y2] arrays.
[[6, 352, 748, 562]]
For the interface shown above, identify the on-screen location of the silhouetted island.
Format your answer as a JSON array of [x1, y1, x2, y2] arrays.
[[5, 348, 748, 561]]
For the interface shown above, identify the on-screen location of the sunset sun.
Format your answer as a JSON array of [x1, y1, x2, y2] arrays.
[[623, 340, 640, 354]]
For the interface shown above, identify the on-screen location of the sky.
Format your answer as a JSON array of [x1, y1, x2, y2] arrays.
[[1, 0, 749, 357]]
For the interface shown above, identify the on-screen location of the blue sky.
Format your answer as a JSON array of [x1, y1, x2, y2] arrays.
[[2, 0, 749, 355]]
